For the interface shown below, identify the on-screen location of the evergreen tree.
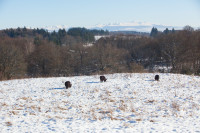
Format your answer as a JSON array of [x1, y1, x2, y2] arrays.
[[163, 28, 169, 34], [150, 27, 158, 37], [58, 29, 67, 38], [172, 28, 175, 33], [67, 27, 95, 42], [23, 26, 27, 32]]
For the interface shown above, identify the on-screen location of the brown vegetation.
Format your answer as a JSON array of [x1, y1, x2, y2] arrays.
[[0, 26, 200, 80]]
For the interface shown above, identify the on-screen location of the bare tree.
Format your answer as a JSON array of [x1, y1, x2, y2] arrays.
[[183, 25, 194, 32], [159, 33, 180, 72], [27, 42, 60, 77], [92, 43, 130, 73], [59, 46, 74, 76], [0, 43, 26, 80]]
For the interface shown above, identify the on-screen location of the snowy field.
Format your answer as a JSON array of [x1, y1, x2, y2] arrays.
[[0, 73, 200, 132]]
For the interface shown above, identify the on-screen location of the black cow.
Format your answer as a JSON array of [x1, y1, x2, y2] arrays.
[[65, 81, 72, 89], [155, 75, 159, 81], [100, 76, 107, 82]]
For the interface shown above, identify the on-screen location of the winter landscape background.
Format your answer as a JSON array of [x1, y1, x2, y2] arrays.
[[0, 0, 200, 132]]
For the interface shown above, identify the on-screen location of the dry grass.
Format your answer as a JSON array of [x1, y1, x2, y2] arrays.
[[146, 100, 155, 104], [135, 118, 142, 121], [20, 97, 30, 100], [66, 92, 71, 97], [10, 111, 19, 115], [1, 102, 8, 107], [30, 105, 41, 112], [5, 121, 12, 126], [130, 104, 136, 113], [105, 90, 112, 96], [123, 122, 133, 128], [118, 102, 127, 112], [57, 106, 67, 111], [55, 116, 64, 119], [150, 120, 155, 122], [171, 101, 180, 111], [91, 111, 98, 120], [109, 99, 115, 102], [14, 107, 23, 110], [192, 103, 199, 110], [99, 110, 111, 114], [94, 88, 99, 93], [29, 112, 36, 115]]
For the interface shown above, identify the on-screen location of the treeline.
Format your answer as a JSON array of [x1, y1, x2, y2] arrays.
[[100, 25, 200, 74], [0, 26, 199, 80], [0, 27, 112, 80], [1, 27, 109, 45]]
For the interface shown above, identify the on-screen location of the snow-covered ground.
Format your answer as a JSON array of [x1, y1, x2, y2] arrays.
[[0, 73, 200, 132]]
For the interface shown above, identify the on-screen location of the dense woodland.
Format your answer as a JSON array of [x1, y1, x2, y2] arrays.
[[0, 26, 199, 80]]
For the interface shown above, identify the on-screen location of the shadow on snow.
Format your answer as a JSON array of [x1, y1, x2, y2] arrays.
[[49, 87, 65, 90], [86, 81, 100, 83]]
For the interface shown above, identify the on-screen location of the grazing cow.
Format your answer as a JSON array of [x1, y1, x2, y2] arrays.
[[65, 81, 72, 89], [155, 75, 159, 81], [100, 76, 107, 82]]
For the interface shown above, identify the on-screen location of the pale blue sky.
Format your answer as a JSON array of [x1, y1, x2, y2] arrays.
[[0, 0, 199, 29]]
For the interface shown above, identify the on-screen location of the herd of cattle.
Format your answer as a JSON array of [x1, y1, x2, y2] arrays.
[[65, 75, 159, 89]]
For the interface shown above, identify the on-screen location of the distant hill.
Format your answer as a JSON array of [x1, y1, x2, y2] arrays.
[[43, 22, 183, 33], [90, 22, 182, 33], [110, 31, 150, 36]]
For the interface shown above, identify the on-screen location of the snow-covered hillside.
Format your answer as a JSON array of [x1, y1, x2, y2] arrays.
[[89, 21, 182, 32], [0, 73, 200, 132], [43, 21, 183, 33]]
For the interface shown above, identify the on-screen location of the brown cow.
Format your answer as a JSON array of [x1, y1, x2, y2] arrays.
[[100, 76, 107, 82], [155, 75, 159, 81], [65, 81, 72, 89]]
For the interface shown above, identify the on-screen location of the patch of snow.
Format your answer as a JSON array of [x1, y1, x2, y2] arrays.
[[0, 73, 200, 132], [44, 25, 69, 32], [83, 43, 94, 47], [153, 65, 172, 73], [94, 35, 109, 41]]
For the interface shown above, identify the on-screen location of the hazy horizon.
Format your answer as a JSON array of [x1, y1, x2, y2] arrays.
[[0, 0, 199, 30]]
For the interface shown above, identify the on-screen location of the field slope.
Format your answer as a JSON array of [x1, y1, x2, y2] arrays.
[[0, 73, 200, 132]]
